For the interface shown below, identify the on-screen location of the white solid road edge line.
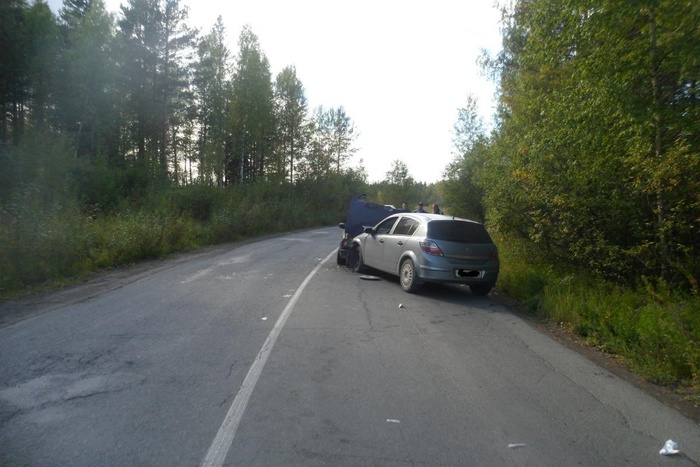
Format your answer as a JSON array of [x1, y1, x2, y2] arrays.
[[200, 249, 336, 467]]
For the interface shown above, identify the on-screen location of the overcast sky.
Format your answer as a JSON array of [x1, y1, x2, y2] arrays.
[[47, 0, 504, 184]]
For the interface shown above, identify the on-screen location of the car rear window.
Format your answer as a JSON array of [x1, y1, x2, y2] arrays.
[[427, 220, 493, 243]]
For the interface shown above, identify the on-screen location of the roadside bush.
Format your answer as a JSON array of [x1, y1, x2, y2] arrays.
[[171, 184, 221, 222], [495, 235, 700, 392], [87, 206, 203, 267], [0, 191, 91, 292], [492, 233, 551, 311], [2, 177, 351, 297], [70, 157, 124, 214]]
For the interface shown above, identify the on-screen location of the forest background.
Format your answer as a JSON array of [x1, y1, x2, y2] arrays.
[[1, 0, 699, 400]]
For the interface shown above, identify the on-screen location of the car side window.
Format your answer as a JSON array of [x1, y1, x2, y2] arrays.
[[407, 219, 420, 235], [393, 217, 419, 236], [376, 217, 397, 235]]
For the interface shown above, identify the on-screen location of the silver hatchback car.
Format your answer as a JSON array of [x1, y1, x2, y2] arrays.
[[348, 213, 499, 295]]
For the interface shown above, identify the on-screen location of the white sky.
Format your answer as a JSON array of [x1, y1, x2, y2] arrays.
[[48, 0, 503, 184]]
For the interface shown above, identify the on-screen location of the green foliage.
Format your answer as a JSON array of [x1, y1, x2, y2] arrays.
[[497, 234, 700, 389], [0, 192, 91, 291], [541, 275, 700, 386], [0, 176, 355, 297], [228, 25, 275, 183], [0, 144, 19, 202], [54, 0, 118, 158], [1, 0, 30, 144], [3, 0, 363, 192], [70, 156, 125, 213], [491, 233, 552, 310], [443, 0, 700, 288], [443, 138, 488, 222], [5, 129, 75, 206], [376, 160, 417, 208], [171, 183, 220, 222], [193, 16, 230, 187], [88, 206, 201, 267], [274, 65, 309, 184], [443, 95, 488, 221]]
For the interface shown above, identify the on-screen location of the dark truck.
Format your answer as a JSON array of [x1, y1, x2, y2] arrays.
[[336, 195, 407, 265]]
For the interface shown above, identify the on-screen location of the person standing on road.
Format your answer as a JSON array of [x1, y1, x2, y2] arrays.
[[432, 203, 444, 215], [414, 202, 427, 213]]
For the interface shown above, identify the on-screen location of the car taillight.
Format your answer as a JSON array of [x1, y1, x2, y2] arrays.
[[490, 247, 499, 259], [419, 240, 443, 256]]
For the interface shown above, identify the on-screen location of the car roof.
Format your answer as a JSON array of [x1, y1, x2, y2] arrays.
[[393, 212, 482, 224]]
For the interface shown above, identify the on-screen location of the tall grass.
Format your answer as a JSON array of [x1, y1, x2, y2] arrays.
[[495, 234, 700, 394], [0, 191, 92, 290], [0, 181, 347, 298]]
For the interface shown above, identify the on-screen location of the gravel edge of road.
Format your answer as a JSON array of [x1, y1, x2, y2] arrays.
[[2, 237, 699, 426], [490, 292, 700, 426]]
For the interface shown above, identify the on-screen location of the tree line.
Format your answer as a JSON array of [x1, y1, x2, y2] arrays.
[[5, 0, 698, 295], [445, 0, 699, 290], [0, 0, 361, 209]]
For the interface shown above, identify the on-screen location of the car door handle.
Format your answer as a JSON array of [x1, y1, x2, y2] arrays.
[[397, 241, 404, 246], [379, 239, 385, 243]]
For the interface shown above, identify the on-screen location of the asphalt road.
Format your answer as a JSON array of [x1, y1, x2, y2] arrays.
[[1, 227, 699, 466]]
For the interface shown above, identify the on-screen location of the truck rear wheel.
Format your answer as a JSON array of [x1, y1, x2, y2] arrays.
[[336, 249, 346, 265], [350, 247, 366, 273]]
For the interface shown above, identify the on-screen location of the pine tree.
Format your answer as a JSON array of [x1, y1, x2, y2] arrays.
[[194, 16, 230, 186], [274, 65, 309, 184], [228, 25, 274, 183]]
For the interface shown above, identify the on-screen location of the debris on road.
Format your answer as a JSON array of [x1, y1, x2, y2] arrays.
[[659, 439, 679, 455], [360, 275, 381, 281], [398, 304, 404, 308], [508, 444, 527, 449]]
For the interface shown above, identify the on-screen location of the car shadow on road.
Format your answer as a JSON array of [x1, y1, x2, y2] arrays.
[[349, 266, 506, 310]]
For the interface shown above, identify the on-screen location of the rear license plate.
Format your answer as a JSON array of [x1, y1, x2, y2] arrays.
[[455, 269, 481, 278]]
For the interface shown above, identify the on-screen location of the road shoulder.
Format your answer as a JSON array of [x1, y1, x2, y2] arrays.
[[491, 291, 700, 425]]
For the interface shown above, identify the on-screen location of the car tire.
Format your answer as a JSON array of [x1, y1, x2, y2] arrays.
[[470, 284, 492, 296], [400, 258, 420, 293], [350, 246, 366, 273], [336, 249, 346, 266]]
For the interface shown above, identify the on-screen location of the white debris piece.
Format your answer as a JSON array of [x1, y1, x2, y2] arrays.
[[508, 444, 527, 449], [398, 304, 404, 308], [360, 275, 381, 281], [659, 439, 679, 455]]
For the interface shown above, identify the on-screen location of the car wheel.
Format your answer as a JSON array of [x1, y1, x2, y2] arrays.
[[470, 284, 492, 296], [350, 246, 366, 273], [400, 258, 420, 293], [336, 249, 346, 266]]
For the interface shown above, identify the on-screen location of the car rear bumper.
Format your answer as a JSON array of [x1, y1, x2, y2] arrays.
[[417, 260, 499, 286]]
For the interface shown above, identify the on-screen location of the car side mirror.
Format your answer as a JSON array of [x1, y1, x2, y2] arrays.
[[363, 226, 374, 234], [338, 222, 346, 229]]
